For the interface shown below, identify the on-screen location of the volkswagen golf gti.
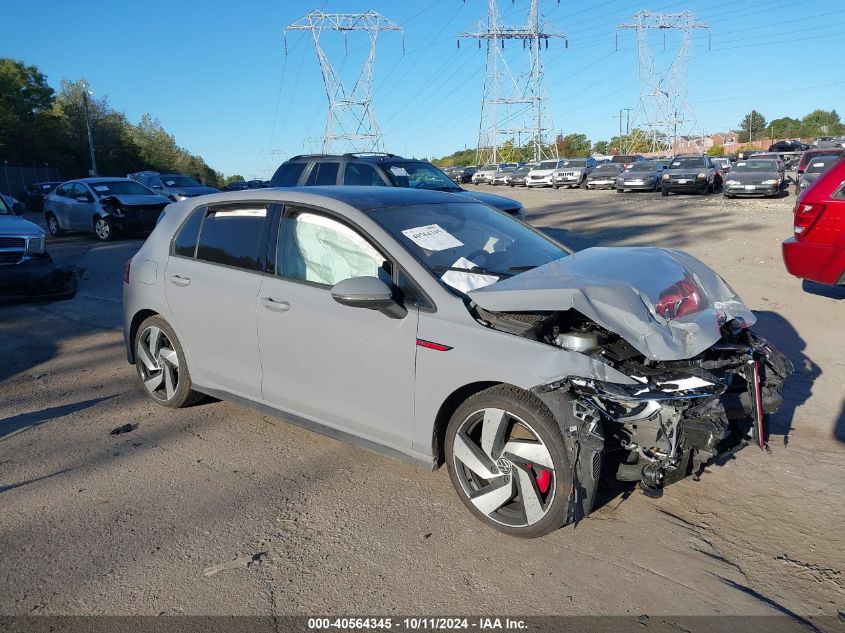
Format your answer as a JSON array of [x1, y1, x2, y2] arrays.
[[123, 187, 790, 537]]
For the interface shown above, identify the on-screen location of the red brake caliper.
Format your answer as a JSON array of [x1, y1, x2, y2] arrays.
[[533, 465, 551, 493]]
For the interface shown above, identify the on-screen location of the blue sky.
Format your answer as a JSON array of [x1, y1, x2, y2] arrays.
[[4, 0, 844, 177]]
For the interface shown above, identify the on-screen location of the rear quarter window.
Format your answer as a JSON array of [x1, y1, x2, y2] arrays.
[[271, 162, 307, 187], [172, 207, 205, 258]]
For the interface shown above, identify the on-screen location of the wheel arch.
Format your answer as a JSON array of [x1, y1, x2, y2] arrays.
[[431, 380, 510, 469], [127, 309, 160, 364]]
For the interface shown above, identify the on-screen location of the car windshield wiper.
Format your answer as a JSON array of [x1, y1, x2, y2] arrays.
[[505, 265, 538, 273], [433, 265, 512, 278]]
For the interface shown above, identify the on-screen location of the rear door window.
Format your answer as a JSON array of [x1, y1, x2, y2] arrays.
[[304, 162, 339, 186], [195, 204, 270, 271]]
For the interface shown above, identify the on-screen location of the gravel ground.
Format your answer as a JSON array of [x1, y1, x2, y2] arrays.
[[0, 188, 843, 628]]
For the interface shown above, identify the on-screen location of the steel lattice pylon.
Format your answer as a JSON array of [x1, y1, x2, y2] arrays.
[[616, 11, 710, 155], [285, 11, 402, 154], [459, 0, 566, 164]]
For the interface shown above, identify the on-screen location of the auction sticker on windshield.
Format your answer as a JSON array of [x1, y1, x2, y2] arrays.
[[401, 224, 464, 251]]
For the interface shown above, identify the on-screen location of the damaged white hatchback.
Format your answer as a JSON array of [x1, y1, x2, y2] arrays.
[[123, 187, 791, 538]]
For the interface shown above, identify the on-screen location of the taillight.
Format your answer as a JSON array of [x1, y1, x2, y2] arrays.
[[793, 202, 826, 237], [123, 259, 131, 284]]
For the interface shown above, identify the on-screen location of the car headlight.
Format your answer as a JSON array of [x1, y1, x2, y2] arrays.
[[725, 179, 740, 186], [662, 173, 670, 180], [26, 235, 45, 255], [761, 179, 778, 185], [697, 172, 707, 179], [799, 179, 811, 188]]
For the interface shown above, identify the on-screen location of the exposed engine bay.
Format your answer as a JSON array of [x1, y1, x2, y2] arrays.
[[472, 306, 792, 512]]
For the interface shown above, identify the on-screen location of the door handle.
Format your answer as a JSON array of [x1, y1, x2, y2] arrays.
[[260, 297, 291, 312], [169, 274, 191, 287]]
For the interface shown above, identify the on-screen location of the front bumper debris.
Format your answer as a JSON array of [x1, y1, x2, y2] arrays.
[[0, 254, 80, 303]]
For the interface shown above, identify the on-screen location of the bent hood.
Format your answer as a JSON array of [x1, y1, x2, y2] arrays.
[[468, 247, 755, 361], [454, 190, 522, 213]]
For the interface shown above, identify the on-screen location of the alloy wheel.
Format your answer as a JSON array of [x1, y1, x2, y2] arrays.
[[136, 325, 180, 401], [48, 215, 59, 235], [94, 219, 111, 240], [452, 408, 556, 528]]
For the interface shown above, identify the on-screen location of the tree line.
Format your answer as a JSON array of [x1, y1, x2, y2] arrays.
[[0, 58, 223, 187], [433, 108, 843, 165]]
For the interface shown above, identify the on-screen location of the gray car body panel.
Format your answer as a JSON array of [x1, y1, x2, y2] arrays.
[[469, 246, 756, 362], [123, 189, 744, 468]]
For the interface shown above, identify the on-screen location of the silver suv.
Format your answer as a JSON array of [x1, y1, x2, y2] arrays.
[[123, 187, 789, 537]]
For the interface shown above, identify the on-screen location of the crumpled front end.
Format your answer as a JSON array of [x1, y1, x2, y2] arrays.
[[532, 325, 791, 515]]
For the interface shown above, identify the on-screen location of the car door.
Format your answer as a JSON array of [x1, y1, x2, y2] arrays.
[[255, 205, 419, 448], [71, 183, 98, 231], [47, 184, 71, 227], [164, 202, 273, 399]]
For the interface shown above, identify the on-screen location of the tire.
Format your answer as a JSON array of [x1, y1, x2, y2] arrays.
[[661, 187, 669, 197], [724, 194, 734, 199], [616, 188, 624, 193], [93, 216, 115, 242], [134, 315, 205, 408], [46, 213, 64, 236], [445, 384, 574, 538], [552, 183, 559, 190]]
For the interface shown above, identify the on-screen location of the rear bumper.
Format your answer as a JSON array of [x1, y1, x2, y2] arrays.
[[0, 254, 79, 303], [586, 179, 615, 188], [618, 180, 657, 190], [782, 237, 843, 285]]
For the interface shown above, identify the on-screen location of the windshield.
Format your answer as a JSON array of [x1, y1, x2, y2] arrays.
[[537, 160, 559, 170], [594, 164, 620, 173], [90, 181, 156, 197], [370, 202, 569, 292], [160, 175, 201, 188], [479, 165, 498, 173], [733, 160, 778, 172], [0, 196, 10, 215], [806, 157, 839, 173], [668, 157, 705, 169], [627, 162, 658, 172], [561, 159, 587, 168], [383, 162, 461, 192], [513, 166, 534, 175]]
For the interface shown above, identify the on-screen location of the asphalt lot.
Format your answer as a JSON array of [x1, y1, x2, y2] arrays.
[[1, 188, 843, 628]]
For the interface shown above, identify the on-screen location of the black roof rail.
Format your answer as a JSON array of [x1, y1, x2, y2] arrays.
[[343, 152, 400, 158]]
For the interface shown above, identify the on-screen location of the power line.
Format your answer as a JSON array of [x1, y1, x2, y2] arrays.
[[284, 10, 403, 153]]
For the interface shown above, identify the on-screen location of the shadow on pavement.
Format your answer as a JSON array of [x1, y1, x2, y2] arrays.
[[0, 395, 115, 440], [0, 468, 73, 494], [752, 310, 819, 441], [802, 279, 845, 300]]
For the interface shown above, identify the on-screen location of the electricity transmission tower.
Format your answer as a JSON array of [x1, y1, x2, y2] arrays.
[[459, 0, 566, 164], [616, 11, 710, 154], [285, 11, 402, 154]]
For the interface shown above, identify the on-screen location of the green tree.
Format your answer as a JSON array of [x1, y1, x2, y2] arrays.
[[738, 110, 768, 142], [592, 140, 609, 154], [800, 109, 842, 136], [707, 145, 725, 156], [555, 133, 591, 157], [768, 116, 802, 139], [0, 58, 57, 162]]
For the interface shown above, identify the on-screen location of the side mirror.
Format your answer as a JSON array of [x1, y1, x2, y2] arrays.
[[330, 276, 407, 319]]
